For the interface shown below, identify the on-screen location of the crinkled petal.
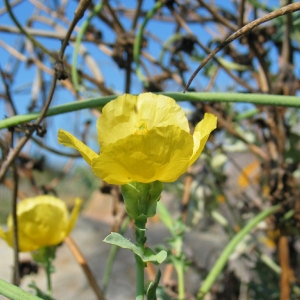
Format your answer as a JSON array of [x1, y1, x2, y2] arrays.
[[135, 93, 189, 130], [16, 196, 69, 249], [58, 129, 98, 165], [189, 113, 217, 166], [97, 93, 190, 147], [92, 126, 193, 184]]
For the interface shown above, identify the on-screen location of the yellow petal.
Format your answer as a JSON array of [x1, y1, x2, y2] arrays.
[[0, 228, 5, 240], [0, 227, 15, 250], [1, 196, 81, 252], [189, 113, 217, 166], [58, 129, 98, 165], [17, 196, 68, 250], [0, 225, 38, 252], [66, 198, 82, 235], [97, 93, 190, 148], [92, 126, 193, 184], [135, 93, 189, 130]]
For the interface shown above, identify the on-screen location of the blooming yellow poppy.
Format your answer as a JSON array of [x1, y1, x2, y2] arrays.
[[58, 93, 217, 184], [0, 196, 82, 252]]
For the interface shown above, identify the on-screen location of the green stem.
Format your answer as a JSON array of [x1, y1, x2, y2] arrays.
[[197, 204, 281, 299], [45, 260, 52, 296], [1, 92, 300, 130], [174, 261, 185, 300], [133, 1, 164, 86], [102, 244, 118, 293], [159, 33, 187, 65], [135, 254, 145, 300], [233, 108, 258, 121], [135, 219, 147, 300], [102, 217, 130, 293], [72, 2, 105, 93], [172, 232, 185, 300], [0, 95, 115, 129], [0, 279, 43, 300]]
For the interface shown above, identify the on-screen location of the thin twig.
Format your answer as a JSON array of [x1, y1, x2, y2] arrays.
[[103, 0, 125, 34], [238, 0, 246, 28], [30, 136, 81, 158], [65, 237, 106, 300], [184, 2, 300, 92], [4, 0, 54, 58], [0, 67, 17, 116], [11, 131, 20, 286], [197, 0, 237, 31], [0, 0, 90, 181], [131, 0, 143, 30]]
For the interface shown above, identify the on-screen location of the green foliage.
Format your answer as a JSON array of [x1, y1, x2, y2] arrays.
[[146, 269, 161, 300], [248, 261, 280, 299], [28, 283, 55, 300], [103, 232, 167, 264], [0, 279, 43, 300], [121, 181, 163, 222]]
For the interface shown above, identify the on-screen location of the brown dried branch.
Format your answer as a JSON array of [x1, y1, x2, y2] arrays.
[[0, 0, 90, 180], [184, 2, 300, 91]]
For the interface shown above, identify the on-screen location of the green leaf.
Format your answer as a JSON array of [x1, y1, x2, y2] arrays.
[[0, 279, 43, 300], [104, 232, 167, 264], [146, 269, 161, 300], [28, 282, 55, 300]]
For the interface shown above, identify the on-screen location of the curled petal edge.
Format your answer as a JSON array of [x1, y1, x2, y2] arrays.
[[58, 129, 98, 165], [67, 198, 82, 235], [190, 113, 217, 166]]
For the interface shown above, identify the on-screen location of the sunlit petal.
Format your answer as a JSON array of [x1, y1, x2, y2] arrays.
[[58, 129, 98, 165], [97, 93, 190, 147], [92, 126, 193, 184], [189, 113, 217, 166], [58, 93, 217, 185], [67, 198, 83, 235]]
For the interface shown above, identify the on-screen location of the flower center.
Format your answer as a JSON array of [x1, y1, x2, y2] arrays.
[[134, 121, 148, 135]]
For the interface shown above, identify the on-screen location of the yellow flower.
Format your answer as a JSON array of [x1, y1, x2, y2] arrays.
[[58, 93, 217, 184], [0, 196, 82, 252]]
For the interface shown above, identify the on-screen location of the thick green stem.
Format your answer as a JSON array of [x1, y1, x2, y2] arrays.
[[135, 254, 145, 300], [135, 218, 147, 300], [1, 93, 300, 130], [197, 204, 281, 299]]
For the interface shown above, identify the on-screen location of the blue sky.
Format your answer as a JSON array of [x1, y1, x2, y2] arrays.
[[0, 0, 296, 167]]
